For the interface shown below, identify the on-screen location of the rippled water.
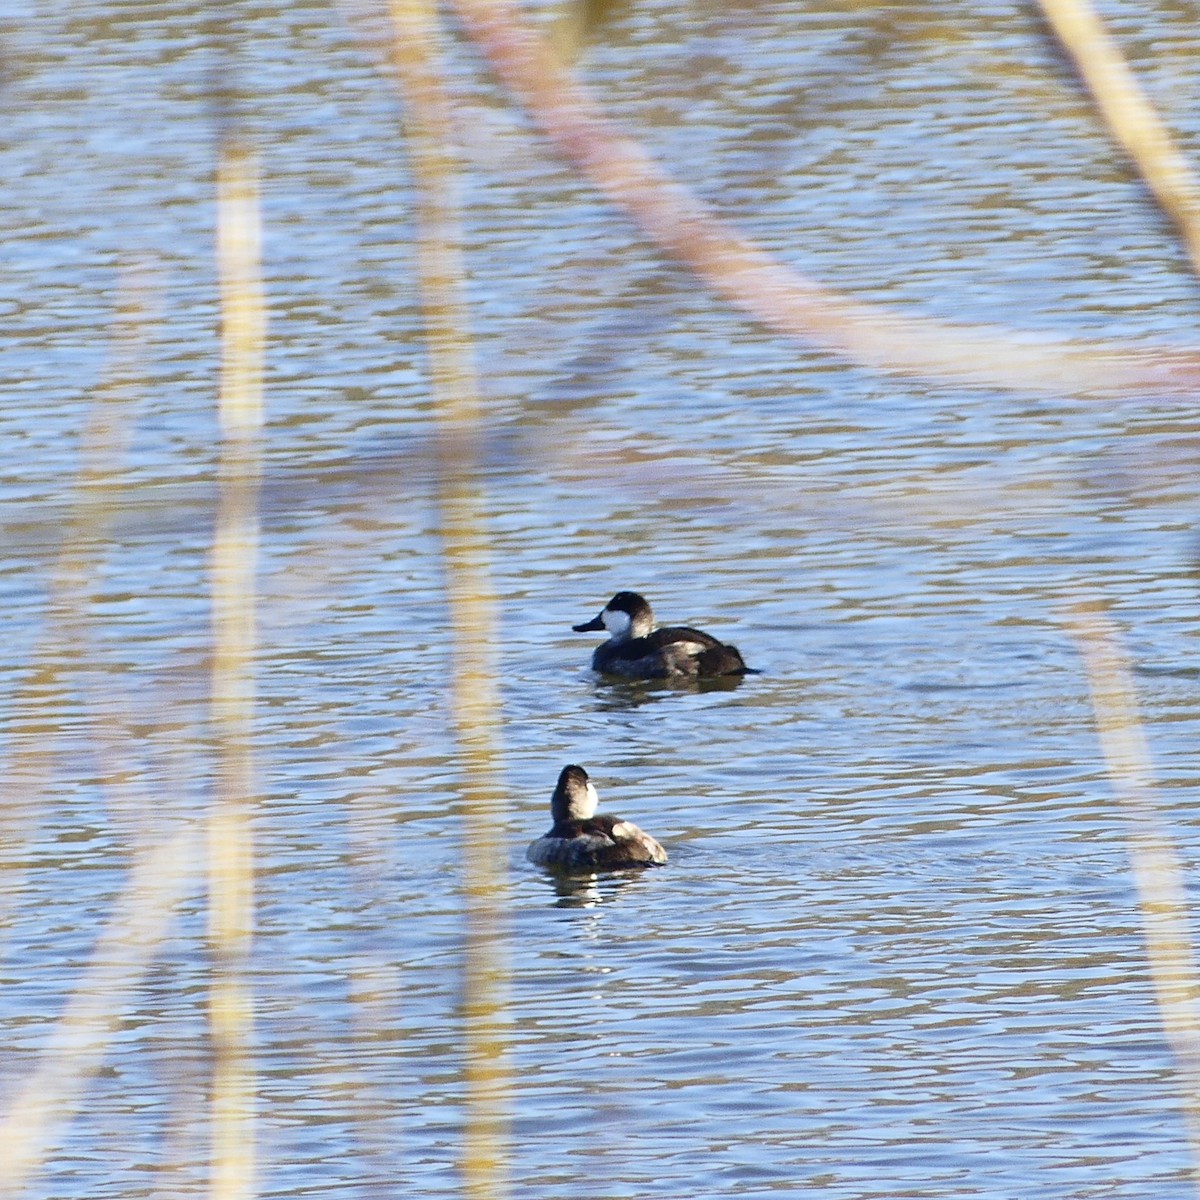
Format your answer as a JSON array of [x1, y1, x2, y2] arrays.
[[3, 0, 1200, 1197]]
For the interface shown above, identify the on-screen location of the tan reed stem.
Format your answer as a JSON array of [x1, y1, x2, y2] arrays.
[[210, 135, 264, 1200], [0, 827, 198, 1193], [0, 269, 156, 870], [0, 264, 204, 1196], [1036, 0, 1200, 282], [386, 3, 510, 1197], [1070, 606, 1200, 1194]]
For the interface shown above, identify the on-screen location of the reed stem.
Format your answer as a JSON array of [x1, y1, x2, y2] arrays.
[[1070, 606, 1200, 1196], [387, 3, 510, 1196], [209, 134, 264, 1200], [1036, 0, 1200, 281]]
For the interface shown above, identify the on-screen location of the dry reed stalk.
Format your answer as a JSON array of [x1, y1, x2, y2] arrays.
[[0, 826, 198, 1193], [0, 270, 156, 879], [1070, 606, 1200, 1193], [449, 0, 1200, 398], [386, 3, 510, 1197], [210, 135, 264, 1200], [47, 269, 155, 623], [65, 269, 180, 839], [0, 266, 206, 1195], [1036, 0, 1200, 281]]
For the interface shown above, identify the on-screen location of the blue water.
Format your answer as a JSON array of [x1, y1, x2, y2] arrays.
[[2, 0, 1200, 1196]]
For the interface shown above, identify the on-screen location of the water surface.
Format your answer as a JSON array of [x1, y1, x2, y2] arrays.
[[2, 1, 1200, 1197]]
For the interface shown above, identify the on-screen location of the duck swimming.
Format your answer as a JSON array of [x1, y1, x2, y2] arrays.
[[573, 591, 752, 680], [526, 765, 668, 872]]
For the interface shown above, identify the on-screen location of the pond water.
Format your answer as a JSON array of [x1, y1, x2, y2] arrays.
[[3, 0, 1200, 1197]]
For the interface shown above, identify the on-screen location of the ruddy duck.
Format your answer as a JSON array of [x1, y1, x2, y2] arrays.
[[527, 765, 668, 872], [573, 591, 752, 679]]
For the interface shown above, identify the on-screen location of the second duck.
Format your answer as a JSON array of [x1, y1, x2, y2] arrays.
[[527, 765, 667, 872], [573, 590, 752, 680]]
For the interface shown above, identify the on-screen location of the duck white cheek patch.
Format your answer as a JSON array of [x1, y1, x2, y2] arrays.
[[602, 610, 632, 638], [579, 782, 600, 819]]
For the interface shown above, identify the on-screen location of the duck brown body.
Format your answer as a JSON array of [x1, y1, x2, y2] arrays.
[[527, 765, 668, 873]]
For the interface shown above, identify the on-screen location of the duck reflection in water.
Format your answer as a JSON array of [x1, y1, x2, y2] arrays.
[[540, 866, 664, 909], [544, 868, 657, 902], [587, 671, 749, 712]]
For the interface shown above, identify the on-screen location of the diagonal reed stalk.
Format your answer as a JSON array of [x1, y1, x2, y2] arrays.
[[386, 3, 510, 1198], [0, 270, 199, 1191], [1070, 607, 1200, 1195], [0, 826, 199, 1193], [210, 133, 265, 1200], [1036, 0, 1200, 282], [448, 0, 1200, 398], [0, 269, 157, 908]]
